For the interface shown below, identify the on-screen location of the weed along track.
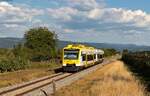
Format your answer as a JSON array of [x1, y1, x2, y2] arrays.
[[0, 59, 112, 96]]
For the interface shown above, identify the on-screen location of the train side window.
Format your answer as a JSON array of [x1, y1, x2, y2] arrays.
[[82, 54, 86, 61], [90, 55, 92, 61], [94, 54, 96, 59], [87, 54, 93, 61], [100, 55, 103, 58], [90, 55, 93, 60], [98, 54, 103, 59]]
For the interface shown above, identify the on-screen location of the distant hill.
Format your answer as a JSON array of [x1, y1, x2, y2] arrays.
[[0, 38, 150, 51], [58, 41, 150, 51], [0, 38, 23, 48]]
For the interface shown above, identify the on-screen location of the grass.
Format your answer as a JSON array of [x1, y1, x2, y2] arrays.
[[56, 61, 147, 96], [29, 60, 61, 70], [0, 61, 61, 88]]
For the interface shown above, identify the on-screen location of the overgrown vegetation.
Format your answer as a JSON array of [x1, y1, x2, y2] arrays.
[[0, 27, 58, 73], [0, 48, 29, 72], [122, 50, 150, 92], [102, 48, 118, 57]]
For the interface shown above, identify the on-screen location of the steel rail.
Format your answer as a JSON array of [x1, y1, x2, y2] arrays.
[[16, 73, 73, 96], [0, 73, 64, 96]]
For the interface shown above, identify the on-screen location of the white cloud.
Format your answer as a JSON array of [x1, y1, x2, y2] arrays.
[[71, 0, 99, 8], [0, 1, 13, 7], [63, 28, 75, 33], [0, 1, 44, 23], [0, 1, 44, 37], [47, 3, 150, 45], [46, 1, 150, 28], [4, 24, 19, 28], [87, 8, 150, 28], [88, 8, 103, 19], [47, 7, 78, 21], [0, 2, 19, 13]]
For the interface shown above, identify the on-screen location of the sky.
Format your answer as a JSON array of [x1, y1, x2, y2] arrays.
[[0, 0, 150, 46]]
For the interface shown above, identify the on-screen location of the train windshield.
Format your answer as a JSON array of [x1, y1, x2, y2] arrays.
[[64, 49, 79, 59]]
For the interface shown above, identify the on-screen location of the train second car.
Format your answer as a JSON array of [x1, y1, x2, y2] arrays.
[[62, 44, 104, 72]]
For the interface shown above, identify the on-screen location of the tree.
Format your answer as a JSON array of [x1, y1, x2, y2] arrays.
[[102, 48, 117, 57], [24, 27, 57, 61]]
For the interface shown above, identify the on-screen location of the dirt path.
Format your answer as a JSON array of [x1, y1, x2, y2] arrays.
[[56, 61, 146, 96]]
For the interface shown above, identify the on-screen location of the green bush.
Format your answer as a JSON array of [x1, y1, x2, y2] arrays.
[[0, 49, 30, 73], [0, 57, 29, 72]]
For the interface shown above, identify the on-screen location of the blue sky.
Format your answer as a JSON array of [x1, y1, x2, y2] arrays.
[[0, 0, 150, 46], [106, 0, 150, 13]]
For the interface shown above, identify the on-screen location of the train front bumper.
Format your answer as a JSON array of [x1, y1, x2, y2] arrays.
[[62, 65, 82, 72]]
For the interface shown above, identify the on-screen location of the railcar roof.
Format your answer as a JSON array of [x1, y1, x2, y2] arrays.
[[64, 44, 94, 50], [63, 44, 104, 54]]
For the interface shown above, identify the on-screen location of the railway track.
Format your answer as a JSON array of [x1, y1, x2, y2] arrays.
[[0, 59, 114, 96], [0, 73, 73, 96]]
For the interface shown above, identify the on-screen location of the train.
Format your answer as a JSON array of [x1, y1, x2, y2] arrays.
[[62, 44, 104, 72]]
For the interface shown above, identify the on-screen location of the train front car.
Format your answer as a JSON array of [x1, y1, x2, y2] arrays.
[[62, 44, 104, 72], [62, 44, 83, 72]]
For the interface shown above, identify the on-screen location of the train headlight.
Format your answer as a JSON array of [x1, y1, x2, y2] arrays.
[[63, 64, 66, 66]]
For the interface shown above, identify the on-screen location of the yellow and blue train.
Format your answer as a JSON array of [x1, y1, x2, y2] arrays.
[[62, 44, 104, 72]]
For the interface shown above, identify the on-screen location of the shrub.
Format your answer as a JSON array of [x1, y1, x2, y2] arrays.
[[0, 57, 29, 73], [0, 51, 30, 73]]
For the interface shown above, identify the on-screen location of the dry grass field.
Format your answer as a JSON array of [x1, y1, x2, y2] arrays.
[[0, 61, 61, 88], [56, 61, 147, 96], [0, 69, 53, 88]]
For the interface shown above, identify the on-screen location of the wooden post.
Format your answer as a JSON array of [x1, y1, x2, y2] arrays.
[[52, 79, 56, 96], [41, 89, 48, 96], [86, 54, 87, 66]]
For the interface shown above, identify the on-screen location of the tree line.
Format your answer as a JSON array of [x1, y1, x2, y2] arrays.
[[122, 50, 150, 71]]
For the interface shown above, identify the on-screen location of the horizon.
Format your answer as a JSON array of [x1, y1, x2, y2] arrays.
[[0, 0, 150, 46], [0, 37, 150, 47]]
